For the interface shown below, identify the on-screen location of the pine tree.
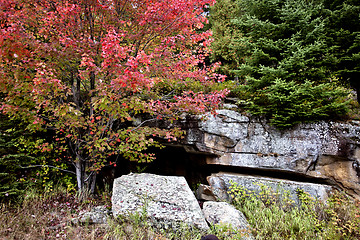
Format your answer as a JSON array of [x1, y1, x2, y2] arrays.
[[323, 0, 360, 101], [209, 0, 353, 128]]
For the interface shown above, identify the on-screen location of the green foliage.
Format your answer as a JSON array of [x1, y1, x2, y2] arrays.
[[212, 0, 333, 83], [153, 77, 233, 99], [209, 0, 247, 78], [228, 181, 360, 239], [322, 0, 360, 99], [0, 114, 76, 201], [210, 0, 357, 128], [238, 79, 351, 128], [0, 114, 38, 200], [209, 223, 252, 239]]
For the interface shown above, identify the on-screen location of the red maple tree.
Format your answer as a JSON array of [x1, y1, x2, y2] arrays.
[[0, 0, 228, 192]]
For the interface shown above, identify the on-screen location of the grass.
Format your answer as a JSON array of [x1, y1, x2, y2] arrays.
[[2, 183, 360, 239], [229, 181, 360, 240], [0, 186, 237, 240], [0, 187, 107, 239]]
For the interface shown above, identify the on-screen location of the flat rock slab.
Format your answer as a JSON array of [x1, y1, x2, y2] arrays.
[[208, 172, 333, 205], [112, 173, 209, 231]]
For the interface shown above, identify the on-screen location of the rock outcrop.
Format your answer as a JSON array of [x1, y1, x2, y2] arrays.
[[183, 108, 360, 199], [112, 173, 209, 231]]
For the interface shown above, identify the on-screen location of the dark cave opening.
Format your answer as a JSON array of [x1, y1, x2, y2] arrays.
[[97, 144, 336, 194]]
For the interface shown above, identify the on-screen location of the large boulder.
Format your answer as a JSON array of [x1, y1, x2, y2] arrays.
[[202, 201, 253, 239], [112, 173, 209, 231]]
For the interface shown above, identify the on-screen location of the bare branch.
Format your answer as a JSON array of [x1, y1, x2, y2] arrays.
[[84, 171, 94, 182], [18, 165, 76, 175], [130, 117, 158, 132], [143, 13, 186, 51]]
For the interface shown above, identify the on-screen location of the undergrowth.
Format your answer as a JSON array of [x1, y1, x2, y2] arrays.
[[0, 186, 236, 240], [2, 183, 360, 239], [229, 181, 360, 239], [0, 186, 105, 239]]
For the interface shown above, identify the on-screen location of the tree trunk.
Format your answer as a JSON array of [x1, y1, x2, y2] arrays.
[[89, 172, 97, 194], [75, 158, 97, 196], [75, 157, 85, 191]]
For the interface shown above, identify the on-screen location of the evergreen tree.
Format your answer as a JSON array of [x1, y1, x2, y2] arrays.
[[210, 0, 353, 128], [323, 0, 360, 101]]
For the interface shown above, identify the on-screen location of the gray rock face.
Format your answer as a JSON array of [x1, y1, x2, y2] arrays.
[[112, 173, 209, 231], [202, 201, 253, 239], [208, 173, 332, 205], [184, 109, 360, 198]]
